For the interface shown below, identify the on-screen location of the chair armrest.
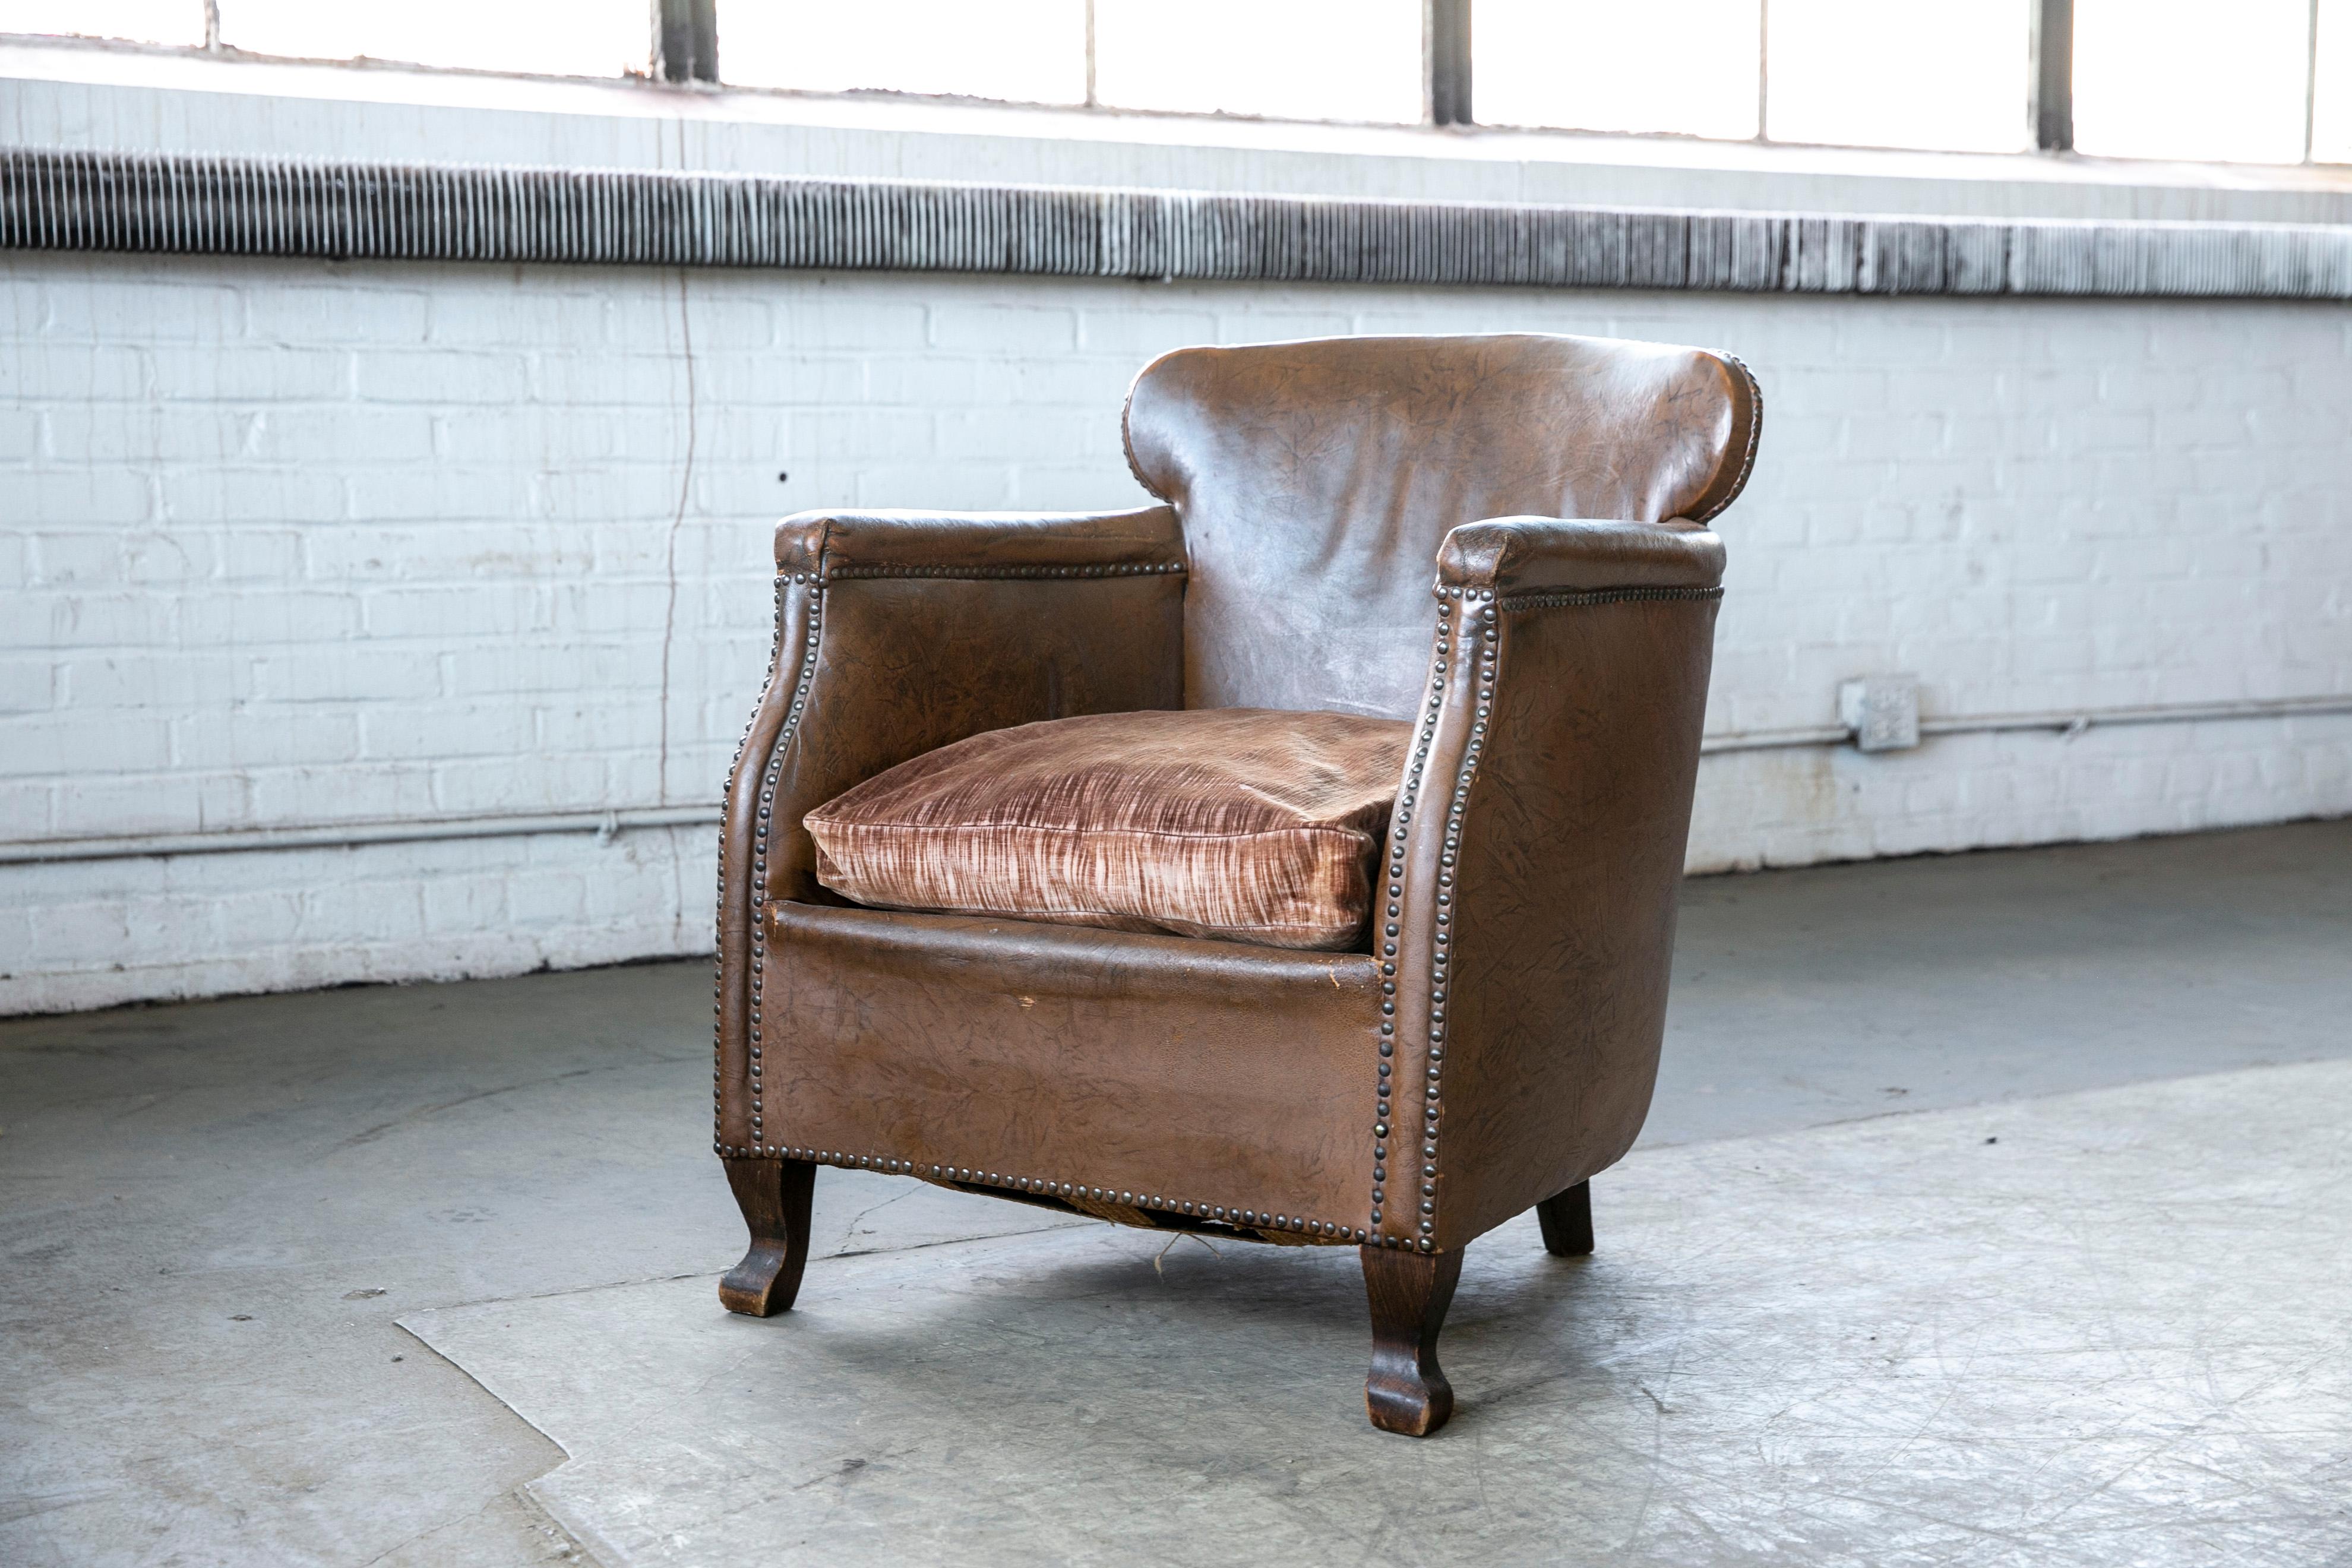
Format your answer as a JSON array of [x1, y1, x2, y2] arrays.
[[1435, 515, 1724, 596], [714, 504, 1187, 1157], [1375, 517, 1721, 1250], [776, 506, 1186, 577]]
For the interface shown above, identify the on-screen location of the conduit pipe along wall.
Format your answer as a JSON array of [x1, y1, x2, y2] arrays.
[[8, 696, 2352, 867], [4, 102, 2350, 1011]]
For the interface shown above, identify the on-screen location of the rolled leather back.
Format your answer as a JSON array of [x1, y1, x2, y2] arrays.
[[1121, 333, 1760, 717]]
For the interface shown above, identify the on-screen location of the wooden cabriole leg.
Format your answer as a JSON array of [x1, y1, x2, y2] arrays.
[[719, 1156, 816, 1317], [1536, 1179, 1594, 1257], [1360, 1244, 1465, 1437]]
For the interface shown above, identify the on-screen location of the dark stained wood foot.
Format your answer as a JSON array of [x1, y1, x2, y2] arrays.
[[1360, 1244, 1465, 1437], [719, 1156, 816, 1316], [1536, 1180, 1593, 1257]]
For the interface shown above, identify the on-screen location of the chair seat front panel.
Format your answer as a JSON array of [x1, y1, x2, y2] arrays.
[[763, 902, 1382, 1238]]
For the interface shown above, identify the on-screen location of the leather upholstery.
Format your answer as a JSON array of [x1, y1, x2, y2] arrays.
[[764, 903, 1382, 1240], [805, 707, 1409, 950], [715, 507, 1184, 1153], [1390, 569, 1721, 1248], [1123, 333, 1757, 717], [715, 332, 1757, 1259], [1436, 516, 1728, 594]]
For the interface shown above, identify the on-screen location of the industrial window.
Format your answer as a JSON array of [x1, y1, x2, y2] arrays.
[[4, 0, 2348, 167], [1472, 1, 1763, 142], [1089, 0, 1423, 124], [2316, 0, 2352, 162], [722, 0, 1421, 124], [2072, 0, 2315, 163], [1762, 0, 2035, 154], [0, 0, 650, 76], [719, 1, 1089, 106], [213, 1, 652, 80], [0, 0, 203, 47]]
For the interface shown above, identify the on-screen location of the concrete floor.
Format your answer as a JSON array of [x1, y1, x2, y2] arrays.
[[3, 819, 2349, 1565], [413, 1061, 2352, 1567]]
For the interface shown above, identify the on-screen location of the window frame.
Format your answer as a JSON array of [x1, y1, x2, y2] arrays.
[[2, 0, 2344, 168]]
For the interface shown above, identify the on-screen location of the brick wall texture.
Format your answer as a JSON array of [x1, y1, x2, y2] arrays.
[[5, 250, 2350, 1012]]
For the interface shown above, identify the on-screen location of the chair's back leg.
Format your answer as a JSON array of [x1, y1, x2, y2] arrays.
[[1360, 1244, 1465, 1436], [719, 1156, 817, 1316], [1536, 1180, 1594, 1257]]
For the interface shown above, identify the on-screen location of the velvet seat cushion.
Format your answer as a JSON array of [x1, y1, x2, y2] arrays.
[[804, 708, 1411, 951]]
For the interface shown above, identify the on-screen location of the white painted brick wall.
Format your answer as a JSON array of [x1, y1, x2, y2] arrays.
[[5, 91, 2351, 1013]]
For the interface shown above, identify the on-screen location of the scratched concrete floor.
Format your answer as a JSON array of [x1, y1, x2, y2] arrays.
[[2, 818, 2349, 1565], [409, 1061, 2352, 1567]]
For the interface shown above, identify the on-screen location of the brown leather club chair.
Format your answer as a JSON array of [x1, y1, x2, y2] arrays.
[[711, 333, 1760, 1436]]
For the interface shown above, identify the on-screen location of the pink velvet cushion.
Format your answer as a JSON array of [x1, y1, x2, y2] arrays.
[[804, 708, 1411, 951]]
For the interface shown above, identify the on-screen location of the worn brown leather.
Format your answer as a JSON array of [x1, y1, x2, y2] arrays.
[[774, 507, 1184, 576], [764, 902, 1382, 1238], [1436, 516, 1727, 594], [717, 333, 1758, 1260], [1123, 333, 1757, 718], [714, 507, 1184, 1153], [1383, 528, 1723, 1251]]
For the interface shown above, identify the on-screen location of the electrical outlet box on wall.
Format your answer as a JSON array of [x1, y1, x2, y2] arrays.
[[1839, 676, 1921, 753]]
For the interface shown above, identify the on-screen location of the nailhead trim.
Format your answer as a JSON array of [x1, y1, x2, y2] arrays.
[[717, 564, 1718, 1221], [1379, 574, 1711, 1248], [1497, 584, 1724, 613], [1364, 590, 1464, 1249], [715, 554, 1180, 1156], [818, 560, 1184, 581], [715, 1145, 1366, 1243], [712, 572, 823, 1152], [713, 573, 794, 1149], [748, 583, 824, 1144], [1695, 350, 1764, 525], [1415, 593, 1500, 1253], [1389, 576, 1716, 1249]]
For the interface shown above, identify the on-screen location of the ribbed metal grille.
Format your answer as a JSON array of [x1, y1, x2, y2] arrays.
[[5, 144, 2350, 299]]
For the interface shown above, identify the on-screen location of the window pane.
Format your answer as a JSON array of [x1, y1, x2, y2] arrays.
[[1474, 0, 1761, 140], [720, 0, 1086, 105], [1765, 0, 2032, 153], [216, 0, 650, 78], [0, 0, 203, 45], [2312, 0, 2352, 163], [2073, 0, 2311, 163], [1094, 0, 1422, 124]]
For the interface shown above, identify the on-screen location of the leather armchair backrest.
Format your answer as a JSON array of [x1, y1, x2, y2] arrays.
[[1122, 333, 1760, 717]]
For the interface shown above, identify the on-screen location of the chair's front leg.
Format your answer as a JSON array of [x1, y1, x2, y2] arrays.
[[719, 1156, 817, 1316], [1361, 1244, 1465, 1436]]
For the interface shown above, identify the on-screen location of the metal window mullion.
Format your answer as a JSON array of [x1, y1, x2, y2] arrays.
[[2031, 0, 2073, 153], [2307, 0, 2322, 163], [1085, 0, 1099, 108], [656, 0, 719, 84], [1428, 0, 1472, 127]]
